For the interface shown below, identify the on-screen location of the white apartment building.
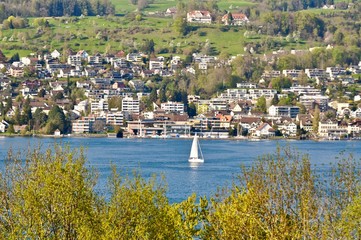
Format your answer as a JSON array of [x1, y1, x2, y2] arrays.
[[67, 55, 82, 66], [209, 98, 228, 111], [300, 95, 329, 112], [282, 69, 302, 78], [248, 89, 277, 99], [161, 101, 184, 113], [318, 119, 346, 137], [149, 57, 165, 70], [325, 67, 347, 80], [122, 97, 140, 114], [106, 111, 125, 126], [236, 83, 257, 89], [282, 86, 321, 96], [305, 68, 326, 78], [72, 117, 96, 134], [268, 105, 300, 118], [91, 99, 108, 113]]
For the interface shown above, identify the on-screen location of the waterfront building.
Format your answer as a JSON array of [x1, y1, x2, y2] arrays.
[[268, 105, 300, 118], [122, 97, 140, 114]]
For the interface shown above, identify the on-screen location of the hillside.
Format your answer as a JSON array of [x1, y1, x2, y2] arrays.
[[0, 0, 359, 58]]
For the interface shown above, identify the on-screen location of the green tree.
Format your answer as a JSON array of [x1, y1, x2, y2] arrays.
[[271, 94, 279, 105], [102, 169, 177, 239], [173, 15, 188, 36], [108, 96, 122, 110], [256, 96, 267, 113], [270, 77, 292, 92], [33, 108, 48, 132], [22, 96, 32, 125], [6, 124, 15, 134], [312, 105, 320, 134], [46, 105, 69, 134], [0, 146, 102, 239]]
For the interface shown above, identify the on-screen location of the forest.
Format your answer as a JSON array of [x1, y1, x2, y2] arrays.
[[0, 145, 361, 239], [0, 0, 115, 20]]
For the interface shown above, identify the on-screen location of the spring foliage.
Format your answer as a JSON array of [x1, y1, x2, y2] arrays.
[[0, 145, 360, 239]]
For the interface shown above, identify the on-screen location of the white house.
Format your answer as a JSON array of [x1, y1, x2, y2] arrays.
[[51, 50, 61, 59], [187, 10, 212, 24], [149, 57, 164, 70], [253, 122, 275, 138], [221, 13, 249, 25], [0, 120, 9, 132]]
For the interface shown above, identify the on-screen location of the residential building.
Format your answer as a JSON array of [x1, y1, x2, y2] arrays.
[[187, 10, 212, 24], [318, 119, 346, 138], [268, 105, 300, 118], [236, 82, 257, 89], [161, 101, 184, 114], [91, 99, 108, 113], [282, 86, 321, 96], [122, 97, 140, 114], [282, 69, 302, 78], [300, 95, 329, 112], [9, 67, 24, 77], [248, 89, 277, 99], [253, 122, 275, 138], [305, 68, 326, 78], [72, 117, 95, 134], [149, 57, 164, 70], [221, 13, 249, 25], [209, 98, 228, 111], [106, 111, 125, 126], [67, 55, 82, 66]]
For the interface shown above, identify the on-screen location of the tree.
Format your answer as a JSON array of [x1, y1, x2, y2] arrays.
[[9, 52, 20, 63], [46, 105, 69, 134], [142, 39, 155, 54], [204, 146, 320, 239], [312, 105, 320, 134], [108, 96, 122, 110], [270, 77, 292, 92], [187, 102, 197, 117], [33, 108, 48, 131], [271, 94, 279, 105], [173, 15, 188, 36], [256, 96, 267, 113], [0, 146, 102, 239], [92, 120, 106, 133], [22, 96, 32, 125], [6, 124, 15, 134], [38, 88, 46, 98], [102, 169, 179, 239]]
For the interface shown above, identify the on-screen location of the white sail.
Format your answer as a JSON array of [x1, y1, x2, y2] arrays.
[[189, 135, 199, 159], [189, 135, 204, 163]]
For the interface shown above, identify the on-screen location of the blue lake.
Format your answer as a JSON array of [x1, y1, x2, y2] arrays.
[[0, 137, 360, 203]]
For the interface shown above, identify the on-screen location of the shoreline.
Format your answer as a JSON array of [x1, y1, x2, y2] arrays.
[[0, 133, 359, 141]]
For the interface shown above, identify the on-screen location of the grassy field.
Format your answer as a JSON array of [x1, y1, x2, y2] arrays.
[[110, 0, 257, 14], [0, 13, 320, 59], [0, 0, 351, 59]]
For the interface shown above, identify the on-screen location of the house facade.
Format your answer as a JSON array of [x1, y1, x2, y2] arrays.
[[187, 10, 212, 24], [222, 13, 249, 25]]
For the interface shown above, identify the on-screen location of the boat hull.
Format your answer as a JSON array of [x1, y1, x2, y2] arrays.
[[188, 158, 204, 163]]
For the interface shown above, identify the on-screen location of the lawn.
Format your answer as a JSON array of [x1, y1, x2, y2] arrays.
[[110, 0, 256, 14]]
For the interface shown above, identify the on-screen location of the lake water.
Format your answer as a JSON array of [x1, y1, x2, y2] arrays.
[[0, 137, 360, 203]]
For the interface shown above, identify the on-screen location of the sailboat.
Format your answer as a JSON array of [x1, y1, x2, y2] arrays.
[[188, 134, 204, 163]]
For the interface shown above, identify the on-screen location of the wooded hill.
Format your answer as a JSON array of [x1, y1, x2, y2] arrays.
[[0, 0, 115, 21]]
